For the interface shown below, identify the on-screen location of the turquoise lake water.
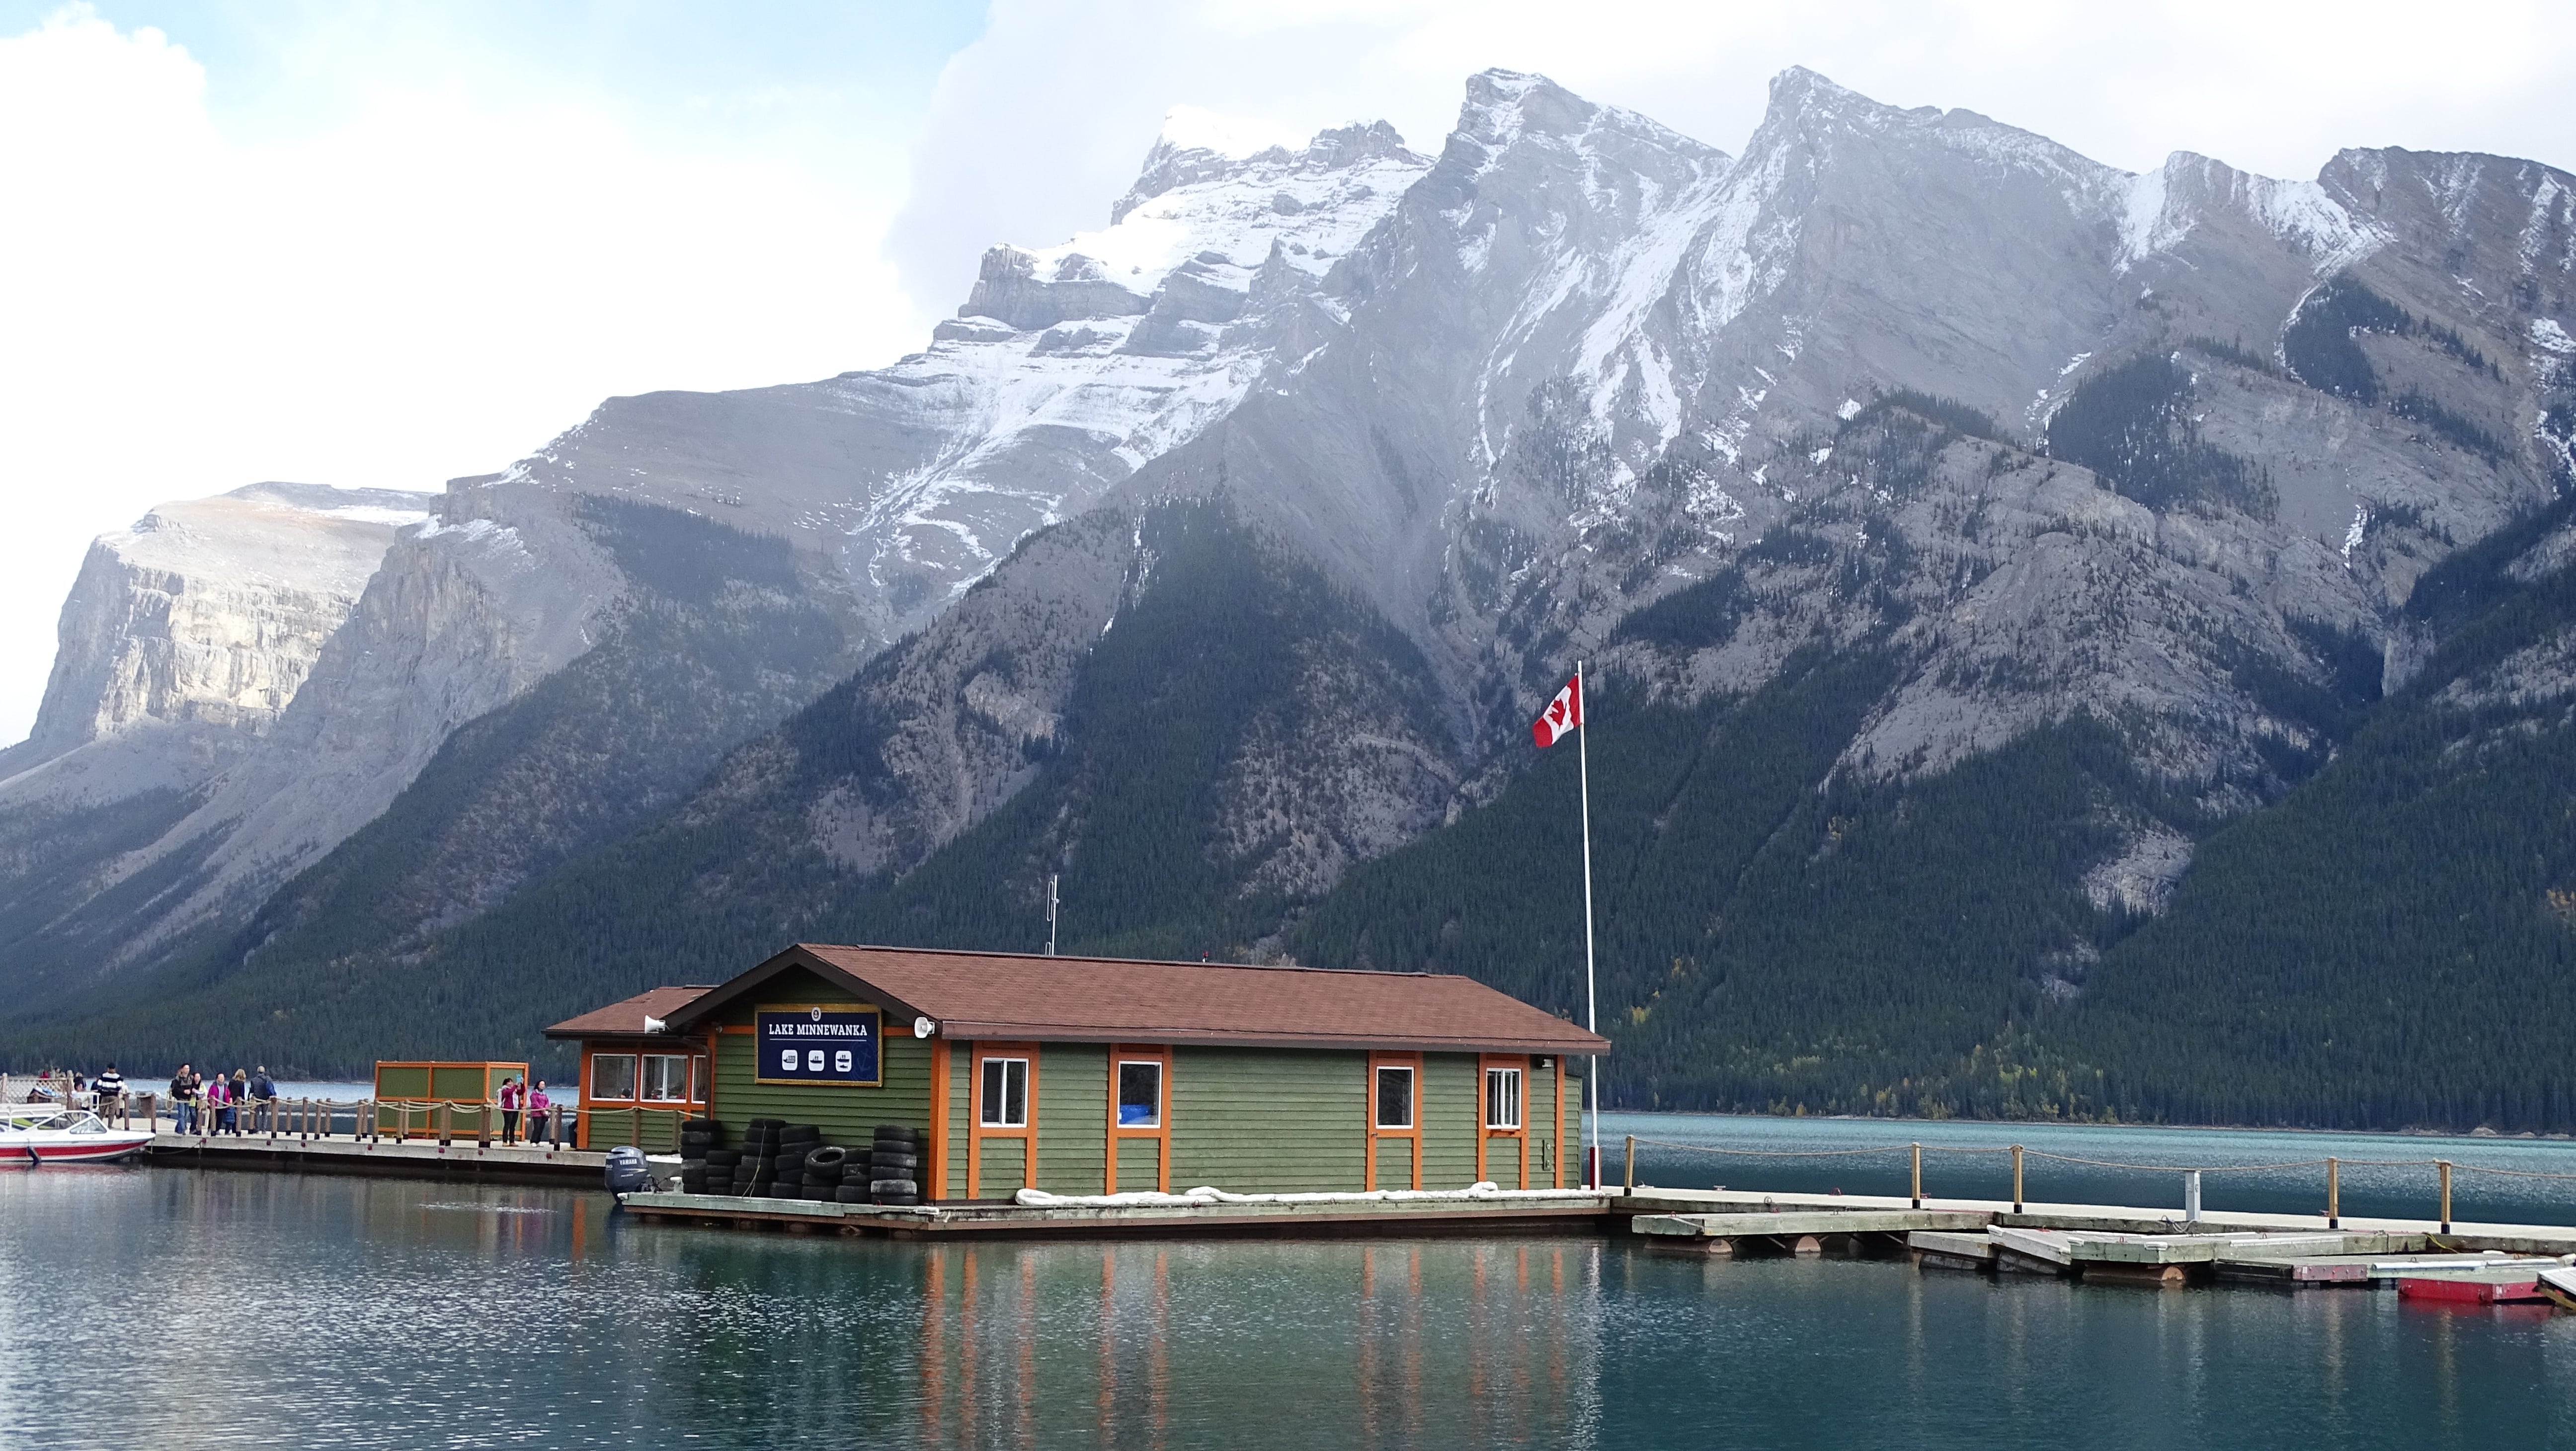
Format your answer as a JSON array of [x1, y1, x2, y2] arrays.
[[4, 1115, 2572, 1448]]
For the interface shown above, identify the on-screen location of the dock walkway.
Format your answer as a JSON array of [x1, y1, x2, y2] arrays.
[[1619, 1186, 2576, 1288], [144, 1131, 605, 1186]]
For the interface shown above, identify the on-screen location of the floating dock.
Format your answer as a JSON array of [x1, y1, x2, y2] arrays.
[[1618, 1187, 2576, 1289], [143, 1130, 605, 1186], [117, 1133, 2576, 1281]]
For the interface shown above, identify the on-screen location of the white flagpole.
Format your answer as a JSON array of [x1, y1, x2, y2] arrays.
[[1576, 659, 1600, 1189]]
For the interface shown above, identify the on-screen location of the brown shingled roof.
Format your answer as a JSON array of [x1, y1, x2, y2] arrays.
[[544, 985, 718, 1040], [663, 944, 1610, 1056]]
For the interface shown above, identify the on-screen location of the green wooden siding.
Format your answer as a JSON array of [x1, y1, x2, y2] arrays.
[[1371, 1136, 1416, 1187], [1557, 1071, 1582, 1185], [1114, 1135, 1162, 1189], [584, 1105, 685, 1152], [1034, 1044, 1107, 1195], [1167, 1047, 1366, 1194], [976, 1136, 1027, 1195], [1422, 1054, 1477, 1189], [703, 967, 930, 1151]]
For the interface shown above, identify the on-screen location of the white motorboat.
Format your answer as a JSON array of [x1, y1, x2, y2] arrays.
[[0, 1105, 154, 1164]]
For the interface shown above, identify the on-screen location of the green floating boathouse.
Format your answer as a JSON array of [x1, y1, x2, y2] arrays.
[[554, 944, 1608, 1200]]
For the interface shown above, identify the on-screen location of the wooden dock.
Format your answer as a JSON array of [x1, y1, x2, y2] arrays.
[[1617, 1186, 2576, 1288], [618, 1188, 1620, 1239], [102, 1137, 2576, 1276], [144, 1131, 606, 1186]]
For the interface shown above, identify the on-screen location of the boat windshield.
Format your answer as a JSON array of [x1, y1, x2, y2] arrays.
[[1, 1109, 104, 1133]]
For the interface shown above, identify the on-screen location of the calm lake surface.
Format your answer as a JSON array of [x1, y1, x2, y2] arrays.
[[6, 1116, 2573, 1449]]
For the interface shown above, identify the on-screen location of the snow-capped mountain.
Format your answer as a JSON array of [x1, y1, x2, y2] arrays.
[[0, 115, 1436, 1003], [6, 68, 2575, 1130]]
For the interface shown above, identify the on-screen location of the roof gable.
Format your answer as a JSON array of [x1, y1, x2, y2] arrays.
[[543, 984, 717, 1039], [661, 944, 1609, 1056]]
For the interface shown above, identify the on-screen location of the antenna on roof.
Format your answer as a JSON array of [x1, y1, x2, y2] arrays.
[[1046, 873, 1058, 956]]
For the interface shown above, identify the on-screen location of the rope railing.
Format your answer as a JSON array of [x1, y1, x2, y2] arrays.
[[1620, 1133, 2576, 1231], [134, 1095, 589, 1151]]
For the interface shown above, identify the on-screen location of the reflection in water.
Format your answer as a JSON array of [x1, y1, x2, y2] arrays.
[[1, 1167, 2570, 1449]]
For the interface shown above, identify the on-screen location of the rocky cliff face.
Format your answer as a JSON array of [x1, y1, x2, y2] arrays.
[[8, 68, 2576, 1117], [5, 483, 432, 771], [0, 116, 1442, 1005]]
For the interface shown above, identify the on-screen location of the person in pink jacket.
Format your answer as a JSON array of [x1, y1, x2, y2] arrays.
[[525, 1081, 553, 1146]]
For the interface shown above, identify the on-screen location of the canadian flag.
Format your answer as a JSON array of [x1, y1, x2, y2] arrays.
[[1530, 674, 1583, 747]]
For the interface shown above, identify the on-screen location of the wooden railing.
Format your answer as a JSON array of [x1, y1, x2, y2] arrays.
[[108, 1092, 587, 1149]]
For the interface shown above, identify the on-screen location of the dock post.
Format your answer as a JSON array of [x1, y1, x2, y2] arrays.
[[2437, 1160, 2452, 1234], [1910, 1143, 1922, 1209], [2011, 1145, 2024, 1214], [2183, 1170, 2202, 1223], [1623, 1135, 1635, 1194], [2326, 1158, 2339, 1228]]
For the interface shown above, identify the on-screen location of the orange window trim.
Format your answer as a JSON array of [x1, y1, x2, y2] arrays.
[[927, 1036, 950, 1204], [1365, 1051, 1423, 1192], [1552, 1057, 1567, 1190], [1477, 1053, 1532, 1190], [1103, 1044, 1173, 1195], [966, 1042, 1040, 1201]]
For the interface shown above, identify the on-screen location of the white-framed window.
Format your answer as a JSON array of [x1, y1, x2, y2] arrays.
[[689, 1056, 708, 1103], [640, 1054, 689, 1103], [1117, 1060, 1163, 1128], [590, 1054, 637, 1103], [1484, 1066, 1524, 1130], [1373, 1065, 1415, 1129], [980, 1056, 1030, 1127]]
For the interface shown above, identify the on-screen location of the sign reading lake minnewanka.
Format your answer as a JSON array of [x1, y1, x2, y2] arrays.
[[753, 1003, 882, 1086]]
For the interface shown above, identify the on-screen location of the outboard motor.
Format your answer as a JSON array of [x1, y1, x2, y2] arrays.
[[603, 1144, 655, 1195]]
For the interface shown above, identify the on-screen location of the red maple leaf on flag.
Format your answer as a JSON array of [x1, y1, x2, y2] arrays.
[[1531, 675, 1583, 748]]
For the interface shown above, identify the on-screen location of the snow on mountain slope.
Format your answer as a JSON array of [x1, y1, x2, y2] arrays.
[[507, 118, 1430, 645], [0, 115, 1436, 997]]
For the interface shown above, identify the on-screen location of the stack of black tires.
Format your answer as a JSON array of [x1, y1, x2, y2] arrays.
[[677, 1119, 721, 1193], [729, 1119, 784, 1195], [797, 1145, 849, 1201], [769, 1124, 820, 1196], [869, 1125, 924, 1206]]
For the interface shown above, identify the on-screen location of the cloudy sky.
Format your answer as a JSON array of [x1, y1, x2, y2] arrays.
[[4, 0, 2574, 740]]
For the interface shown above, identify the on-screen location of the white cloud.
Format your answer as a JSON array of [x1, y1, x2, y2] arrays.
[[0, 6, 924, 740], [888, 0, 2576, 326], [8, 0, 2575, 745]]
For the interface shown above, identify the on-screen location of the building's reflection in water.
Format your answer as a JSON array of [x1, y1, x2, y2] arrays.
[[905, 1238, 1603, 1448]]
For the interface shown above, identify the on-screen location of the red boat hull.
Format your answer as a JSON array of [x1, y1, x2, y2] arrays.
[[4, 1137, 152, 1165], [2398, 1275, 2547, 1304]]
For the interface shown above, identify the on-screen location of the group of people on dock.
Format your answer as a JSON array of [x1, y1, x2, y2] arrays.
[[496, 1075, 555, 1145], [166, 1064, 278, 1135]]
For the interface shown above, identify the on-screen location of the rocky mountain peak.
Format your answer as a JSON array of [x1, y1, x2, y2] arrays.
[[966, 115, 1429, 333], [1111, 111, 1422, 224]]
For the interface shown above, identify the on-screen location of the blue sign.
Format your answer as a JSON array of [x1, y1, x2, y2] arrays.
[[754, 1004, 882, 1086]]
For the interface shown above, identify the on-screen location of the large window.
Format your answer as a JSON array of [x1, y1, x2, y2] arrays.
[[1373, 1065, 1415, 1129], [1484, 1066, 1524, 1130], [640, 1054, 689, 1103], [690, 1055, 708, 1103], [589, 1054, 637, 1103], [1117, 1061, 1163, 1128], [980, 1057, 1030, 1127]]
